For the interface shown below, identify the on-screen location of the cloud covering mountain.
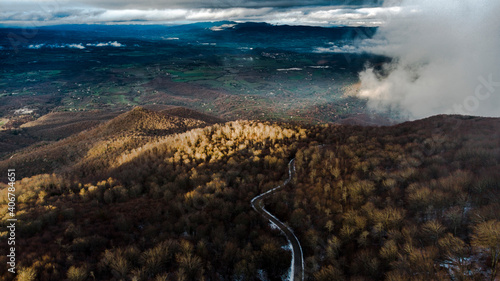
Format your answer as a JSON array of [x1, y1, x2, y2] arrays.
[[358, 0, 500, 119]]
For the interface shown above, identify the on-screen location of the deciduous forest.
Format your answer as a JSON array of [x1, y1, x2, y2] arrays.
[[0, 108, 499, 281]]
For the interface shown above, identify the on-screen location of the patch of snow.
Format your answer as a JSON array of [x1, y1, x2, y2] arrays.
[[269, 221, 280, 230]]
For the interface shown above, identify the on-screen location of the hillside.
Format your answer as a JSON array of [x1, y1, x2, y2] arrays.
[[0, 111, 121, 159], [0, 110, 499, 281], [19, 111, 122, 140], [0, 107, 212, 179]]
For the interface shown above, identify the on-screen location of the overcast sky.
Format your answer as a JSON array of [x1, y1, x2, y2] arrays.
[[0, 0, 398, 26]]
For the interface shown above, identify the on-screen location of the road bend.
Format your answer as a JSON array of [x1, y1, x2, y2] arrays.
[[251, 159, 304, 281]]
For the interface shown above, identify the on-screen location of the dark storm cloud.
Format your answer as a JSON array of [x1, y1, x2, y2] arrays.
[[0, 0, 384, 13], [61, 0, 383, 9]]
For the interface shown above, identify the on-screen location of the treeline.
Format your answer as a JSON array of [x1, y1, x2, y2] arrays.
[[266, 115, 500, 280]]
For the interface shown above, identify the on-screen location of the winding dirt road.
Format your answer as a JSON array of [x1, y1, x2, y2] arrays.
[[251, 159, 304, 281]]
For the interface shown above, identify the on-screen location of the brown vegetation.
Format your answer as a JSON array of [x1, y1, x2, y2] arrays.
[[0, 110, 499, 280]]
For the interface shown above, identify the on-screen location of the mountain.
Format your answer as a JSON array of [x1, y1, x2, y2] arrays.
[[0, 22, 377, 52], [0, 107, 213, 179], [0, 108, 499, 280]]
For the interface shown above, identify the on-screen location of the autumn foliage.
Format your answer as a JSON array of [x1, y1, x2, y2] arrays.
[[0, 109, 499, 280]]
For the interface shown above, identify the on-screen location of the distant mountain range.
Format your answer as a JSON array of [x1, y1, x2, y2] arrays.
[[0, 22, 377, 53]]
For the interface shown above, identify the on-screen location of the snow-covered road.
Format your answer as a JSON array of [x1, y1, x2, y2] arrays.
[[251, 159, 304, 281]]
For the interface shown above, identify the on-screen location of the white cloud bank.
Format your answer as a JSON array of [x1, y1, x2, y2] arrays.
[[357, 0, 500, 119]]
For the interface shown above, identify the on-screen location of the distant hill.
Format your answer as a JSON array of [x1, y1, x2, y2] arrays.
[[161, 106, 225, 124], [0, 107, 211, 178], [20, 110, 122, 140]]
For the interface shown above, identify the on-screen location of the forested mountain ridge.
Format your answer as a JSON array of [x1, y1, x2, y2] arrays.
[[267, 115, 500, 280], [0, 107, 213, 179], [0, 109, 499, 280]]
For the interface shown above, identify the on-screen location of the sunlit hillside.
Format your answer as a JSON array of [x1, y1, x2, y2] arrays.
[[0, 108, 499, 280]]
